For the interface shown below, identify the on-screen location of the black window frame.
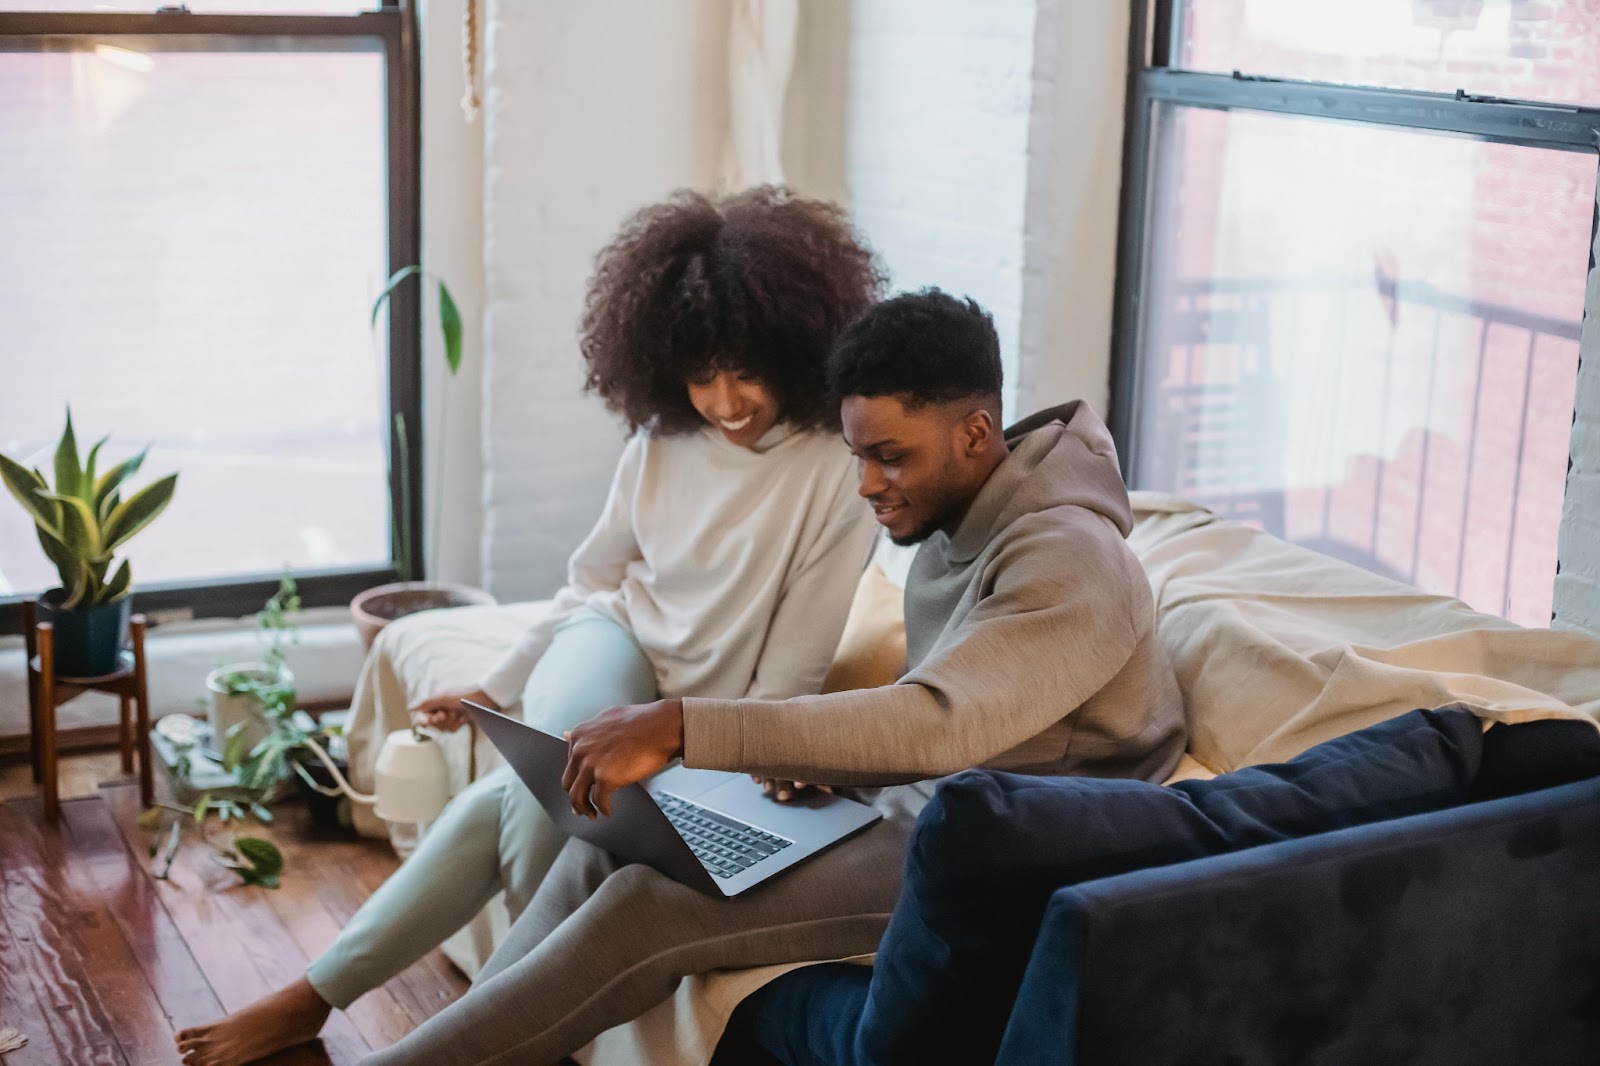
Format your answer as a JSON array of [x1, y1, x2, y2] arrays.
[[0, 1, 422, 636], [1109, 0, 1600, 483]]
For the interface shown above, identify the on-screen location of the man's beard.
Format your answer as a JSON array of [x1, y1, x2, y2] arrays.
[[889, 498, 966, 547]]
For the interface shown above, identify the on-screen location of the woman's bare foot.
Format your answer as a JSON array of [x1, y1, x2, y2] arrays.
[[175, 977, 332, 1066]]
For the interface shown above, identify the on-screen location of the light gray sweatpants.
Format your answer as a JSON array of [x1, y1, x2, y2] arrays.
[[358, 795, 911, 1065], [306, 610, 660, 1009]]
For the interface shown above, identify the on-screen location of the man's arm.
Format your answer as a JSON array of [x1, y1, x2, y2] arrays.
[[564, 517, 1147, 815], [682, 521, 1143, 784]]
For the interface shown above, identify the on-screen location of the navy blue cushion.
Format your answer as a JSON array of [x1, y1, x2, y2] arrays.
[[850, 707, 1487, 1065], [1473, 717, 1600, 801]]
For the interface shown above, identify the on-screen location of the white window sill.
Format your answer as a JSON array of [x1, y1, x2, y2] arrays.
[[0, 606, 366, 739]]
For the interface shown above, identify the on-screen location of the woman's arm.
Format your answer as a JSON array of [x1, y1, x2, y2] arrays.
[[742, 469, 878, 703], [479, 433, 646, 708]]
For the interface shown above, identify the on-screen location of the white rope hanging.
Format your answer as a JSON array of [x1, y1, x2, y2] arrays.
[[460, 0, 481, 123]]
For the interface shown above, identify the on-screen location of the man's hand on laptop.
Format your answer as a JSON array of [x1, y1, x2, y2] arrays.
[[752, 777, 833, 803], [410, 688, 498, 732], [563, 698, 686, 818]]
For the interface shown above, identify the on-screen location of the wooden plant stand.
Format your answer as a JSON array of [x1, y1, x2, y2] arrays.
[[24, 601, 152, 822]]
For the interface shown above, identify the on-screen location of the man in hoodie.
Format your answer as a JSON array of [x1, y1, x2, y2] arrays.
[[364, 290, 1186, 1066]]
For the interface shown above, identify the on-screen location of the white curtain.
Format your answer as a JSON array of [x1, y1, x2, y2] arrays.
[[718, 0, 799, 191]]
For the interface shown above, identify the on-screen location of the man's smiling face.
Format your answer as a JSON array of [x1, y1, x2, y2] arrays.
[[842, 394, 982, 546]]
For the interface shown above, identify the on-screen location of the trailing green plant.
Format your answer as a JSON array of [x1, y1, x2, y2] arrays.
[[370, 266, 464, 583], [214, 573, 323, 793], [0, 409, 178, 609], [138, 794, 284, 888]]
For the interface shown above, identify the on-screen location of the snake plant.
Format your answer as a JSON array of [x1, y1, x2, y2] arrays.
[[0, 409, 178, 610]]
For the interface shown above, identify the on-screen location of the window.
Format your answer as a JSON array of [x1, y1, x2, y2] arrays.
[[1113, 0, 1600, 627], [0, 2, 420, 632]]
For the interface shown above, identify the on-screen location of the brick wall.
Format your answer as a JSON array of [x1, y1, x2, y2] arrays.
[[477, 0, 730, 601], [834, 0, 1037, 422]]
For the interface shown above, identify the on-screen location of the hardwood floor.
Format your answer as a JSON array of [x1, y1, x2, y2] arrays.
[[0, 777, 470, 1065]]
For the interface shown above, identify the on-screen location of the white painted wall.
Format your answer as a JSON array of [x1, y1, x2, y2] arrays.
[[782, 0, 1127, 426], [1016, 0, 1130, 421], [477, 0, 732, 601], [827, 0, 1037, 423]]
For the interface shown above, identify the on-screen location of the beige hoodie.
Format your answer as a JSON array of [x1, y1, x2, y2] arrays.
[[681, 401, 1188, 787]]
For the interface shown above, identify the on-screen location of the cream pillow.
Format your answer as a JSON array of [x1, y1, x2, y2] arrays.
[[821, 563, 907, 693]]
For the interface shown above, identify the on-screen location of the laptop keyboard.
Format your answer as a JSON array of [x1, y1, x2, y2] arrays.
[[654, 792, 793, 879]]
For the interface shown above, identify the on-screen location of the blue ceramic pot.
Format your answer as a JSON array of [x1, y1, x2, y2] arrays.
[[35, 590, 132, 678]]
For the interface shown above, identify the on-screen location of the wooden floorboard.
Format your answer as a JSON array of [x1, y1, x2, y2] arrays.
[[0, 770, 471, 1066], [0, 799, 127, 1066], [101, 787, 374, 1066]]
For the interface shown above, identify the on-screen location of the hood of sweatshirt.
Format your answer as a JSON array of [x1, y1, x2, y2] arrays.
[[943, 400, 1133, 563]]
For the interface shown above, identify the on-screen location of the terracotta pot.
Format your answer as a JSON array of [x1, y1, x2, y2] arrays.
[[350, 581, 497, 651]]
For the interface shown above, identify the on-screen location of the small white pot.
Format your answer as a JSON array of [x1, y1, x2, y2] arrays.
[[204, 661, 293, 753]]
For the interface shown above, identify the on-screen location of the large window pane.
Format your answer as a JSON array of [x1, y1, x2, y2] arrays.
[[1178, 0, 1600, 107], [1131, 105, 1595, 626], [0, 40, 389, 597]]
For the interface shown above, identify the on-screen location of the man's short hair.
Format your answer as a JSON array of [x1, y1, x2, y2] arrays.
[[827, 289, 1003, 412]]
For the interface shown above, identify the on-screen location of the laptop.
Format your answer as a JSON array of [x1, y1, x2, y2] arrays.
[[463, 700, 882, 897]]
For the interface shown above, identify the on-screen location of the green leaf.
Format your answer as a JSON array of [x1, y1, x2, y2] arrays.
[[222, 721, 251, 770], [155, 819, 182, 879], [82, 436, 109, 502], [438, 279, 463, 375], [193, 794, 211, 825], [61, 561, 90, 611], [102, 472, 178, 552], [103, 558, 132, 602], [38, 525, 84, 603], [235, 836, 283, 877], [0, 453, 63, 535], [42, 492, 103, 559], [53, 409, 81, 500], [370, 264, 422, 329], [137, 806, 164, 831], [93, 448, 146, 515]]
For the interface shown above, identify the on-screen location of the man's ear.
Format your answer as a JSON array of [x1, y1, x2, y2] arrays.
[[959, 408, 996, 455]]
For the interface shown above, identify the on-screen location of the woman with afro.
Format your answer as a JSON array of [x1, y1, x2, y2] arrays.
[[177, 187, 884, 1066]]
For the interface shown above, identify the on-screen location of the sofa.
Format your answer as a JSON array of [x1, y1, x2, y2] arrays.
[[343, 493, 1600, 1063]]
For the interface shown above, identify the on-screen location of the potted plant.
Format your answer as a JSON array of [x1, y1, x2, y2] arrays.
[[0, 410, 178, 676], [204, 572, 300, 753], [352, 265, 494, 649]]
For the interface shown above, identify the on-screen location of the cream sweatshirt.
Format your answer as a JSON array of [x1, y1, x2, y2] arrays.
[[480, 422, 877, 710], [681, 401, 1188, 787]]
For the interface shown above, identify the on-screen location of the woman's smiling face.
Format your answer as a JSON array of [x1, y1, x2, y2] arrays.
[[686, 368, 781, 447]]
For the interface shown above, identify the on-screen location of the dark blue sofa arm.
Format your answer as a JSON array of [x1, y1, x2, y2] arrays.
[[996, 774, 1600, 1066]]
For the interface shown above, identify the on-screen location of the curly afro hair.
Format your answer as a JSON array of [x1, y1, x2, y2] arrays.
[[580, 186, 886, 434], [828, 288, 1003, 414]]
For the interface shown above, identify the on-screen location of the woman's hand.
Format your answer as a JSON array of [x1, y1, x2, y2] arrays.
[[751, 776, 833, 803], [409, 688, 497, 733]]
